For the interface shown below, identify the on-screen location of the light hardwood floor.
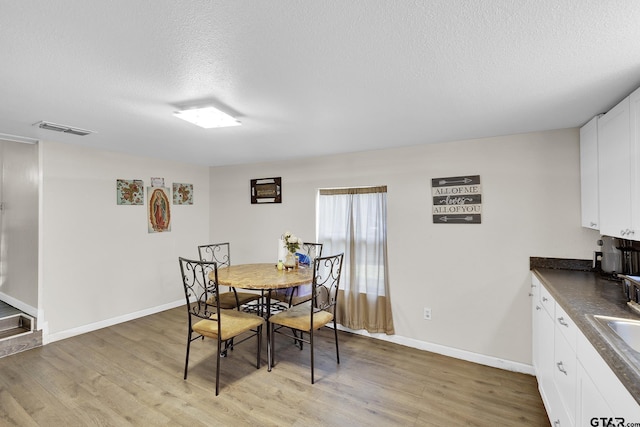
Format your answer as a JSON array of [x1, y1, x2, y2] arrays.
[[0, 307, 548, 426]]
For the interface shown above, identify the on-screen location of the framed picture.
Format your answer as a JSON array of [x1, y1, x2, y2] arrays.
[[251, 177, 281, 204], [431, 175, 482, 224], [148, 187, 171, 232], [116, 179, 144, 205], [173, 183, 193, 205]]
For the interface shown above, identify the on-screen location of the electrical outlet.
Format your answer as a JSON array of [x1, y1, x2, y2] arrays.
[[423, 307, 432, 320]]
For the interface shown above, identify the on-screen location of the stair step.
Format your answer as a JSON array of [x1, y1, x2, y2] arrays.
[[0, 328, 42, 358], [0, 314, 34, 341]]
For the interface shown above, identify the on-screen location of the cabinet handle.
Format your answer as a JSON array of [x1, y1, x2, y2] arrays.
[[553, 421, 561, 427], [590, 222, 597, 227], [528, 293, 533, 297], [542, 297, 548, 302], [557, 317, 569, 327], [556, 361, 567, 375], [531, 283, 537, 288], [536, 306, 541, 311]]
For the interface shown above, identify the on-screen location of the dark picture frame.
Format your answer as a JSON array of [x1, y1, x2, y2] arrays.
[[251, 177, 282, 204], [431, 175, 482, 224]]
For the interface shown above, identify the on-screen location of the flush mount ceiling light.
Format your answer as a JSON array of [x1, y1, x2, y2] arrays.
[[33, 121, 95, 136], [173, 106, 241, 128]]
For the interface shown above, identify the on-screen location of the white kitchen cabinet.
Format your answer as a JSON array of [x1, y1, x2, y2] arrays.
[[531, 276, 540, 369], [598, 95, 633, 239], [576, 328, 640, 424], [597, 86, 640, 240], [538, 303, 566, 425], [532, 275, 572, 425], [533, 275, 640, 426], [630, 87, 640, 239], [555, 302, 577, 352], [576, 361, 613, 426], [583, 85, 640, 240], [554, 327, 576, 425], [535, 293, 555, 405], [539, 282, 555, 317], [580, 116, 599, 229]]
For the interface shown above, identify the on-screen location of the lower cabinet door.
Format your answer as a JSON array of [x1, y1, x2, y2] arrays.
[[576, 361, 613, 427], [554, 327, 576, 425], [577, 329, 640, 423], [537, 304, 555, 408], [544, 382, 572, 427]]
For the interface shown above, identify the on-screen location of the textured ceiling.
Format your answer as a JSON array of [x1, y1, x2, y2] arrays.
[[2, 1, 640, 166]]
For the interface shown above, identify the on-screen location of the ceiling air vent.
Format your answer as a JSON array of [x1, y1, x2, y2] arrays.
[[33, 121, 95, 136]]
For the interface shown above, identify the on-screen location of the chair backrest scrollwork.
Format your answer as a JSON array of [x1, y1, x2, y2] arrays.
[[179, 257, 220, 330], [312, 253, 344, 314], [299, 242, 323, 267], [198, 243, 231, 268]]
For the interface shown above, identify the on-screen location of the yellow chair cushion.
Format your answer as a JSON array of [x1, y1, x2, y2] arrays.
[[269, 301, 333, 332], [193, 309, 264, 341], [206, 291, 260, 309]]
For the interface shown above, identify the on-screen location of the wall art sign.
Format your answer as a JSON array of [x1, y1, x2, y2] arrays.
[[251, 177, 282, 204], [116, 179, 144, 205], [173, 183, 193, 205], [148, 187, 171, 232], [431, 175, 482, 224]]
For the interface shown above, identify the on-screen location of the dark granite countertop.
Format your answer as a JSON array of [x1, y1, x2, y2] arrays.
[[532, 267, 640, 404]]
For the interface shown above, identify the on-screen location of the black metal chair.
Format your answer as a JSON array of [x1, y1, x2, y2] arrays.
[[272, 242, 323, 308], [179, 257, 264, 396], [197, 243, 261, 310], [268, 253, 344, 383]]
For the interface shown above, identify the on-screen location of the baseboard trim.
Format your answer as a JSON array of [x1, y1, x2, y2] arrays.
[[0, 292, 38, 318], [44, 299, 184, 344], [336, 324, 535, 375]]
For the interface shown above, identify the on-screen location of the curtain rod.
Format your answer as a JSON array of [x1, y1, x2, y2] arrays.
[[319, 186, 387, 195]]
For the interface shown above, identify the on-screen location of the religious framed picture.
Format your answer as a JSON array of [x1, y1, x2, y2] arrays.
[[250, 177, 282, 204], [148, 186, 171, 232], [116, 179, 144, 205], [173, 182, 193, 205]]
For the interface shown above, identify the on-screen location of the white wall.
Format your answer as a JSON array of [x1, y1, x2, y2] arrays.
[[0, 139, 39, 315], [41, 141, 210, 340], [209, 128, 600, 367]]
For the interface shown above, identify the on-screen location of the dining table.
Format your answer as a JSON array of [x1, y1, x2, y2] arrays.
[[212, 263, 313, 370]]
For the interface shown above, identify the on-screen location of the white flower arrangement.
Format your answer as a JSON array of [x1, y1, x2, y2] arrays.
[[283, 231, 302, 253]]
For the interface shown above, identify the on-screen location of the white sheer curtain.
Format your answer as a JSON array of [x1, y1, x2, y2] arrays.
[[317, 186, 394, 334]]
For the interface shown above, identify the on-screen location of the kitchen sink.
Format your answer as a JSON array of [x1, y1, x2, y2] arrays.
[[593, 315, 640, 353]]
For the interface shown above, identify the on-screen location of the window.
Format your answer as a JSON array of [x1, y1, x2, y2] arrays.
[[317, 186, 394, 334]]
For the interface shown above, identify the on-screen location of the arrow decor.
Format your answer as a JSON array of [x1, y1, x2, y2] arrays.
[[438, 177, 474, 186], [438, 215, 477, 222], [431, 175, 482, 224]]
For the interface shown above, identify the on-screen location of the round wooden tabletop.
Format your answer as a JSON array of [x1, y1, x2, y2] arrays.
[[214, 263, 312, 290]]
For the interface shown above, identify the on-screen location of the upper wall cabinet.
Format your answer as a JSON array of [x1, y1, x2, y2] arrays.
[[596, 87, 640, 240], [631, 89, 640, 238], [598, 96, 631, 238], [580, 116, 599, 229]]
